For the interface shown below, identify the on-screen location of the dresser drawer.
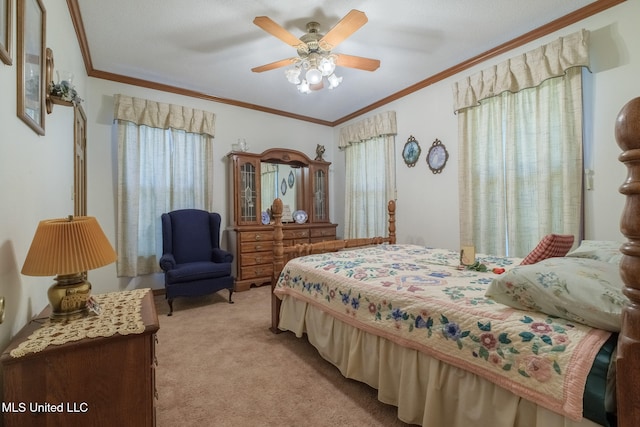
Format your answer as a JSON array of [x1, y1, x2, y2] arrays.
[[239, 230, 274, 243], [310, 227, 336, 239], [240, 251, 273, 266], [240, 264, 273, 279], [240, 240, 273, 253], [283, 229, 309, 240]]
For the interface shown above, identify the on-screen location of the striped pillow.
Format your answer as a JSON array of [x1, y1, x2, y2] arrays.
[[520, 234, 575, 265]]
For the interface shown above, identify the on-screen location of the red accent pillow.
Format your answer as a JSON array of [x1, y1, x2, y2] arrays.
[[520, 234, 575, 265]]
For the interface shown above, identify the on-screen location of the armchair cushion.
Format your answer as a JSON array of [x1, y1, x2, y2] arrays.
[[165, 261, 232, 284]]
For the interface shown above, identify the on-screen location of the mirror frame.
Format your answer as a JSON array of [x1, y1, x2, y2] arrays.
[[258, 148, 312, 216]]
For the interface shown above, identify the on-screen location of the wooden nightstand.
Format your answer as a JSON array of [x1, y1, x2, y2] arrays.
[[1, 290, 159, 427]]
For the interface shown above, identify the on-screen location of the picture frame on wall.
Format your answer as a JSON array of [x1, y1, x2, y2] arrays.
[[17, 0, 46, 135], [0, 0, 11, 65]]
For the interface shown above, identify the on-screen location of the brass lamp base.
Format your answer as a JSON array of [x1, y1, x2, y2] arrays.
[[48, 273, 91, 320]]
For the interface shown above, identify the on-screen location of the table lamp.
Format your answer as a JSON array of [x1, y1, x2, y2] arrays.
[[21, 216, 117, 320]]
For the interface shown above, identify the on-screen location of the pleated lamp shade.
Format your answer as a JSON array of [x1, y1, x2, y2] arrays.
[[22, 216, 117, 276]]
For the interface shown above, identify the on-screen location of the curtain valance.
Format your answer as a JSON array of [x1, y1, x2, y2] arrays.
[[339, 111, 397, 148], [113, 94, 216, 137], [452, 29, 590, 113]]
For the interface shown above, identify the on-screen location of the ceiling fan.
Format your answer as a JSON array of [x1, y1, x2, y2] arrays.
[[251, 10, 380, 92]]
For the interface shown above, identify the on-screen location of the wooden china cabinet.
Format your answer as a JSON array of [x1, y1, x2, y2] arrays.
[[227, 148, 337, 291]]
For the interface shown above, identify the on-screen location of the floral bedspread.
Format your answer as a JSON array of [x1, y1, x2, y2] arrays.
[[273, 244, 612, 421]]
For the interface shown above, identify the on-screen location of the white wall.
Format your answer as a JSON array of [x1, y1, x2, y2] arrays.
[[1, 0, 638, 346], [0, 0, 87, 340], [333, 0, 640, 251]]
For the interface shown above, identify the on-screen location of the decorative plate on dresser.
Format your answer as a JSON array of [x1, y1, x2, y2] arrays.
[[293, 210, 308, 224], [261, 211, 270, 225]]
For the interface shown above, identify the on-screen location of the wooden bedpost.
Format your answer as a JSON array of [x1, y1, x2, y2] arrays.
[[388, 200, 397, 244], [270, 198, 284, 333], [615, 97, 640, 427]]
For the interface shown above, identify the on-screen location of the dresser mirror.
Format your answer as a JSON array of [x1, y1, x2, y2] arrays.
[[260, 163, 301, 214], [229, 148, 329, 226]]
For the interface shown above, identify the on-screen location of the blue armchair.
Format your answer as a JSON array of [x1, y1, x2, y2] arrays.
[[159, 209, 234, 316]]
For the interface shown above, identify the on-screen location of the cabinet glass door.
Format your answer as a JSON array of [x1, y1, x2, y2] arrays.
[[239, 161, 257, 224], [313, 168, 328, 222]]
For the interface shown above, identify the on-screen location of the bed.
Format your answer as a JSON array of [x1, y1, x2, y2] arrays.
[[268, 97, 640, 427]]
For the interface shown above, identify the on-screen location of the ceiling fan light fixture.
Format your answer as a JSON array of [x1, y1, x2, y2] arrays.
[[327, 73, 343, 89], [252, 11, 379, 94], [318, 56, 336, 76], [285, 67, 301, 84], [305, 67, 323, 85], [297, 80, 311, 94]]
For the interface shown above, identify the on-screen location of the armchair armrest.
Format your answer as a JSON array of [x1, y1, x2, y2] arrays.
[[159, 253, 176, 271], [212, 248, 233, 263]]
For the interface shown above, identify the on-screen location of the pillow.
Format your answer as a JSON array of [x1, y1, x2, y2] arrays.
[[565, 240, 623, 264], [485, 257, 627, 331], [520, 234, 575, 265]]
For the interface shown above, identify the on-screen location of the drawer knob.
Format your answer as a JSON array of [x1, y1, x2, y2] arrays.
[[255, 234, 262, 240]]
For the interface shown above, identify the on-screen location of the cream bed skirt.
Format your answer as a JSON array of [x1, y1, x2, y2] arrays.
[[278, 295, 602, 427]]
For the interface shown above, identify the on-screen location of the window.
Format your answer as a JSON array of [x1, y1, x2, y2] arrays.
[[454, 31, 589, 257], [339, 111, 397, 239], [114, 95, 216, 277], [344, 136, 395, 238], [458, 68, 583, 256]]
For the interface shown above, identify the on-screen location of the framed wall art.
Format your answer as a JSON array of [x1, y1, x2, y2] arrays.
[[402, 135, 421, 167], [17, 0, 46, 135], [426, 139, 449, 174], [0, 0, 11, 65]]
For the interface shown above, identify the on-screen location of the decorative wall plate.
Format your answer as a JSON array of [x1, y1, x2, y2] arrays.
[[426, 139, 449, 174], [288, 170, 295, 188], [402, 135, 421, 167]]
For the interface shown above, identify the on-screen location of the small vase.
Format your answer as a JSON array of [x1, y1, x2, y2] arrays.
[[57, 71, 74, 88]]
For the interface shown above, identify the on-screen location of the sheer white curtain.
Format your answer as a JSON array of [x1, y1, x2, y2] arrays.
[[340, 111, 397, 238], [454, 30, 588, 256], [114, 94, 216, 277], [260, 163, 278, 212]]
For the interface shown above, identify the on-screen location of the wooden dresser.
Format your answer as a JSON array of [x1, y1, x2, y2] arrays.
[[228, 148, 338, 291], [1, 290, 159, 427], [231, 222, 337, 291]]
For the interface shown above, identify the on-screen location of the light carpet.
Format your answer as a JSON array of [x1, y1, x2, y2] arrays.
[[154, 285, 413, 426]]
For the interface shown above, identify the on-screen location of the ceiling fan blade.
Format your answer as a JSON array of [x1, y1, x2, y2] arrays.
[[319, 10, 368, 50], [334, 54, 380, 72], [253, 16, 306, 50], [251, 58, 297, 73]]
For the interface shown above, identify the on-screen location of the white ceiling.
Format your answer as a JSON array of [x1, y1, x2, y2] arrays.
[[74, 0, 599, 124]]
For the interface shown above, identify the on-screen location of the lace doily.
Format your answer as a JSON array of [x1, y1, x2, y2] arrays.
[[10, 288, 151, 358]]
